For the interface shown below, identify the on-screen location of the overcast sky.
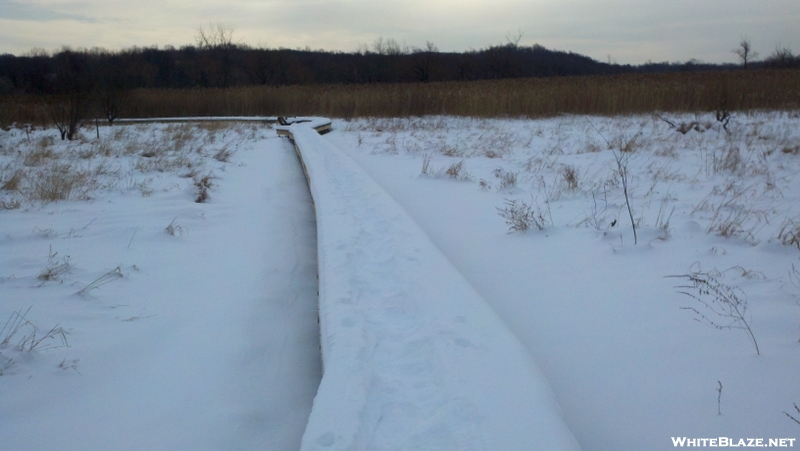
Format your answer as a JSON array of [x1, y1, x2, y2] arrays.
[[1, 0, 797, 64]]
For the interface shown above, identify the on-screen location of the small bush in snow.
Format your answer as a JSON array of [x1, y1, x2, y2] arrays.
[[0, 198, 21, 210], [778, 218, 800, 251], [492, 167, 517, 190], [497, 198, 551, 232], [445, 160, 467, 179], [213, 145, 234, 162], [194, 172, 214, 203], [669, 271, 759, 355], [560, 164, 579, 191]]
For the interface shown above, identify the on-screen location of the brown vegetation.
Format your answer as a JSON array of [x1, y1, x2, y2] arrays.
[[2, 70, 798, 125]]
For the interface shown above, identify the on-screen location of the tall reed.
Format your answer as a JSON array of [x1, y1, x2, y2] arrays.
[[3, 70, 798, 125]]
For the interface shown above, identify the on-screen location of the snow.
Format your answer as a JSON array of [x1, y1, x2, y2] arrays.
[[281, 123, 579, 450], [328, 113, 800, 450], [0, 123, 321, 450], [2, 111, 800, 450]]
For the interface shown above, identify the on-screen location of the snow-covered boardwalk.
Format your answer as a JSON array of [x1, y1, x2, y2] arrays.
[[279, 120, 581, 451]]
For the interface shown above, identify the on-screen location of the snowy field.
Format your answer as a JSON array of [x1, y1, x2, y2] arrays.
[[330, 112, 800, 450], [2, 111, 800, 450], [0, 122, 322, 450]]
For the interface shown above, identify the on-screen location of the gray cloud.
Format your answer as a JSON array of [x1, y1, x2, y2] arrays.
[[0, 0, 95, 22], [0, 0, 797, 64]]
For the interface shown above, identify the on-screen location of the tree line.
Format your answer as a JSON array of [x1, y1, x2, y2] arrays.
[[1, 35, 797, 139], [6, 39, 789, 97]]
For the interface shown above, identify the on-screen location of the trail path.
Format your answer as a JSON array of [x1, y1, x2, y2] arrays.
[[282, 121, 580, 451]]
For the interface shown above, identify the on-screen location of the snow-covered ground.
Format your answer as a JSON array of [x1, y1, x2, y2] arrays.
[[329, 112, 800, 450], [0, 122, 321, 450], [1, 111, 800, 451], [282, 123, 579, 450]]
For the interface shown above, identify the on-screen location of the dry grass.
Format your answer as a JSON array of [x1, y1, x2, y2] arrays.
[[560, 165, 580, 191], [493, 167, 518, 190], [194, 172, 214, 203], [497, 197, 552, 232], [0, 121, 243, 209], [1, 169, 22, 191], [778, 219, 800, 250], [3, 70, 799, 125], [31, 164, 92, 202], [36, 245, 72, 284]]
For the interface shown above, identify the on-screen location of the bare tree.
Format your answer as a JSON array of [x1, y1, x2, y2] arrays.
[[48, 93, 91, 140], [195, 23, 238, 87], [733, 37, 758, 69], [411, 41, 439, 82], [196, 23, 236, 49], [98, 57, 130, 124], [47, 51, 95, 140], [765, 45, 799, 69], [505, 28, 525, 49], [372, 36, 386, 55]]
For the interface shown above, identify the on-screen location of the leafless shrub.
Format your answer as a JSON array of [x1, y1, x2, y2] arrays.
[[668, 271, 759, 355], [579, 189, 612, 230], [715, 110, 731, 133], [614, 150, 637, 245], [497, 197, 551, 232], [694, 182, 769, 242], [778, 218, 800, 250], [706, 204, 768, 242], [611, 133, 641, 153], [48, 94, 91, 141], [560, 164, 579, 191], [0, 198, 21, 210], [444, 160, 471, 180], [582, 141, 603, 153], [483, 149, 503, 159], [716, 146, 743, 174], [213, 145, 235, 162], [194, 172, 214, 203], [440, 144, 461, 157], [492, 167, 517, 190]]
